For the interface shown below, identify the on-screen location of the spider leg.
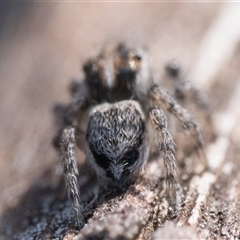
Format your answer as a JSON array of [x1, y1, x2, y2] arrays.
[[60, 126, 84, 228], [165, 61, 216, 142], [149, 85, 207, 168], [165, 61, 210, 111], [149, 107, 182, 212], [68, 80, 89, 118], [53, 80, 89, 149], [53, 80, 88, 128]]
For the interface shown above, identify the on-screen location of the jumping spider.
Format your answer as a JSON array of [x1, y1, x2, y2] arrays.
[[54, 44, 210, 228]]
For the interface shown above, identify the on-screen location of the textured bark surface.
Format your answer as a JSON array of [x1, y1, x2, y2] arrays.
[[1, 2, 240, 240]]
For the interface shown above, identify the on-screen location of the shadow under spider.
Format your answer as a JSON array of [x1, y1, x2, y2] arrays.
[[0, 159, 139, 240]]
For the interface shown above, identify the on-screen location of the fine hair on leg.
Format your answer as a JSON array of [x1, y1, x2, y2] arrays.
[[149, 107, 181, 212], [60, 126, 84, 228], [149, 85, 207, 167]]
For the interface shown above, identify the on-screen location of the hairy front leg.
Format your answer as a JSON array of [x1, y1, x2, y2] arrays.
[[60, 126, 84, 228], [150, 107, 182, 213], [149, 85, 207, 168], [165, 61, 216, 143]]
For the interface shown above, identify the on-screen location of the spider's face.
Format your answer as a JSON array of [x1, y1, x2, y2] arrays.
[[86, 100, 149, 188], [83, 44, 142, 103]]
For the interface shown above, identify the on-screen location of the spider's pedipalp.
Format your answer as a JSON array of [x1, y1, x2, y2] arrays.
[[60, 127, 84, 228]]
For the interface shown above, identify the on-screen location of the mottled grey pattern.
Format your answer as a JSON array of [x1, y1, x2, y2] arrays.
[[86, 101, 148, 187], [53, 44, 211, 228]]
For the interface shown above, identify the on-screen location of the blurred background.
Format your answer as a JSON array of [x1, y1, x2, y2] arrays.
[[0, 2, 240, 239]]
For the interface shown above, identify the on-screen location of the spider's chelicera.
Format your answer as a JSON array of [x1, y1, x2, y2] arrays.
[[54, 44, 209, 227]]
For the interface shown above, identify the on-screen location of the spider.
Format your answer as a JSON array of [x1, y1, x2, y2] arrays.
[[53, 44, 210, 228]]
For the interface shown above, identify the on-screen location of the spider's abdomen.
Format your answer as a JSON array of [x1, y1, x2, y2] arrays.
[[86, 100, 149, 187]]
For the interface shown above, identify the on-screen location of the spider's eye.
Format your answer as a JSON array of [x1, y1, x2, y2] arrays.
[[131, 52, 142, 61], [125, 52, 142, 76], [165, 61, 180, 77], [83, 61, 99, 76]]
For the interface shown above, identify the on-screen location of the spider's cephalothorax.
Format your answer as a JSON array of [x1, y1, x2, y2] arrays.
[[54, 43, 212, 228]]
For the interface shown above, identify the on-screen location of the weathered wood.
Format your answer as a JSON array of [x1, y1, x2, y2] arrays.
[[1, 2, 240, 240]]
